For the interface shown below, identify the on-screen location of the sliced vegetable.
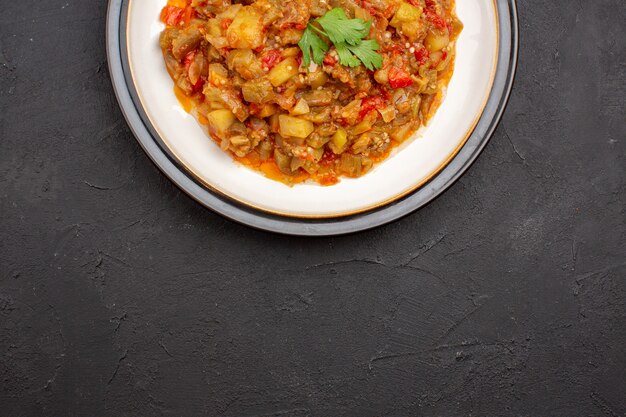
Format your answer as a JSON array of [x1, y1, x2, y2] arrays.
[[261, 50, 284, 70], [425, 30, 450, 52], [242, 79, 274, 103], [160, 6, 185, 26], [226, 6, 265, 49], [268, 57, 300, 87], [279, 115, 315, 138], [291, 98, 311, 116], [206, 109, 236, 133], [390, 3, 422, 29], [331, 128, 348, 151], [388, 67, 414, 88]]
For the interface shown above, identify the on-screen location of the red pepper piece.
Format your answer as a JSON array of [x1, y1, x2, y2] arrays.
[[414, 45, 430, 65], [160, 6, 185, 26], [261, 50, 283, 70], [359, 96, 386, 119], [388, 67, 414, 88], [183, 6, 194, 26], [425, 10, 447, 30]]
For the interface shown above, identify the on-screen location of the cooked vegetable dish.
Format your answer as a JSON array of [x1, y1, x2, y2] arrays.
[[159, 0, 462, 185]]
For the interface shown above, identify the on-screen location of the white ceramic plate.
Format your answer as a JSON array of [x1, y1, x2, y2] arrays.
[[125, 0, 498, 218], [108, 0, 517, 235]]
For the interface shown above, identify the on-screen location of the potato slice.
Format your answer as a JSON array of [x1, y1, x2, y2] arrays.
[[278, 115, 314, 139], [226, 6, 265, 49], [390, 3, 422, 29], [257, 104, 278, 118], [206, 109, 236, 134], [268, 57, 300, 87], [425, 31, 450, 52], [290, 98, 310, 116], [331, 129, 348, 152]]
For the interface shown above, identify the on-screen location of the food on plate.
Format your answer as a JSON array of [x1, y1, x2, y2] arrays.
[[159, 0, 462, 185]]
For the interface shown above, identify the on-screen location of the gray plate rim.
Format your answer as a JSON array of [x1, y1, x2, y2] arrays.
[[106, 0, 518, 236]]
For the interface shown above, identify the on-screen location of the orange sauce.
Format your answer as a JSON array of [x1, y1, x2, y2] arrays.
[[197, 114, 209, 126], [371, 146, 394, 163], [235, 154, 309, 185], [174, 86, 194, 113]]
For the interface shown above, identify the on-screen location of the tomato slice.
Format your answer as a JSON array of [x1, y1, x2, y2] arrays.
[[425, 10, 447, 30], [160, 4, 194, 26], [359, 96, 386, 119], [414, 45, 430, 65], [160, 6, 185, 26], [388, 67, 414, 88], [181, 51, 204, 93], [182, 6, 194, 26], [424, 0, 449, 31], [323, 55, 337, 66], [261, 50, 283, 70]]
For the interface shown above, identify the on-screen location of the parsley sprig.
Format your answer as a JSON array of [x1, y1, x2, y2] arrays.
[[298, 8, 383, 71]]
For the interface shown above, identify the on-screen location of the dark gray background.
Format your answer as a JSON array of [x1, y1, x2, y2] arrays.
[[1, 0, 625, 416]]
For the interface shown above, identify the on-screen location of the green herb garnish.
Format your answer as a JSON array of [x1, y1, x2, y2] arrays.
[[298, 8, 383, 71]]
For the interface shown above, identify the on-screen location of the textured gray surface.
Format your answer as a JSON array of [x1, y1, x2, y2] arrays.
[[1, 0, 625, 416]]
